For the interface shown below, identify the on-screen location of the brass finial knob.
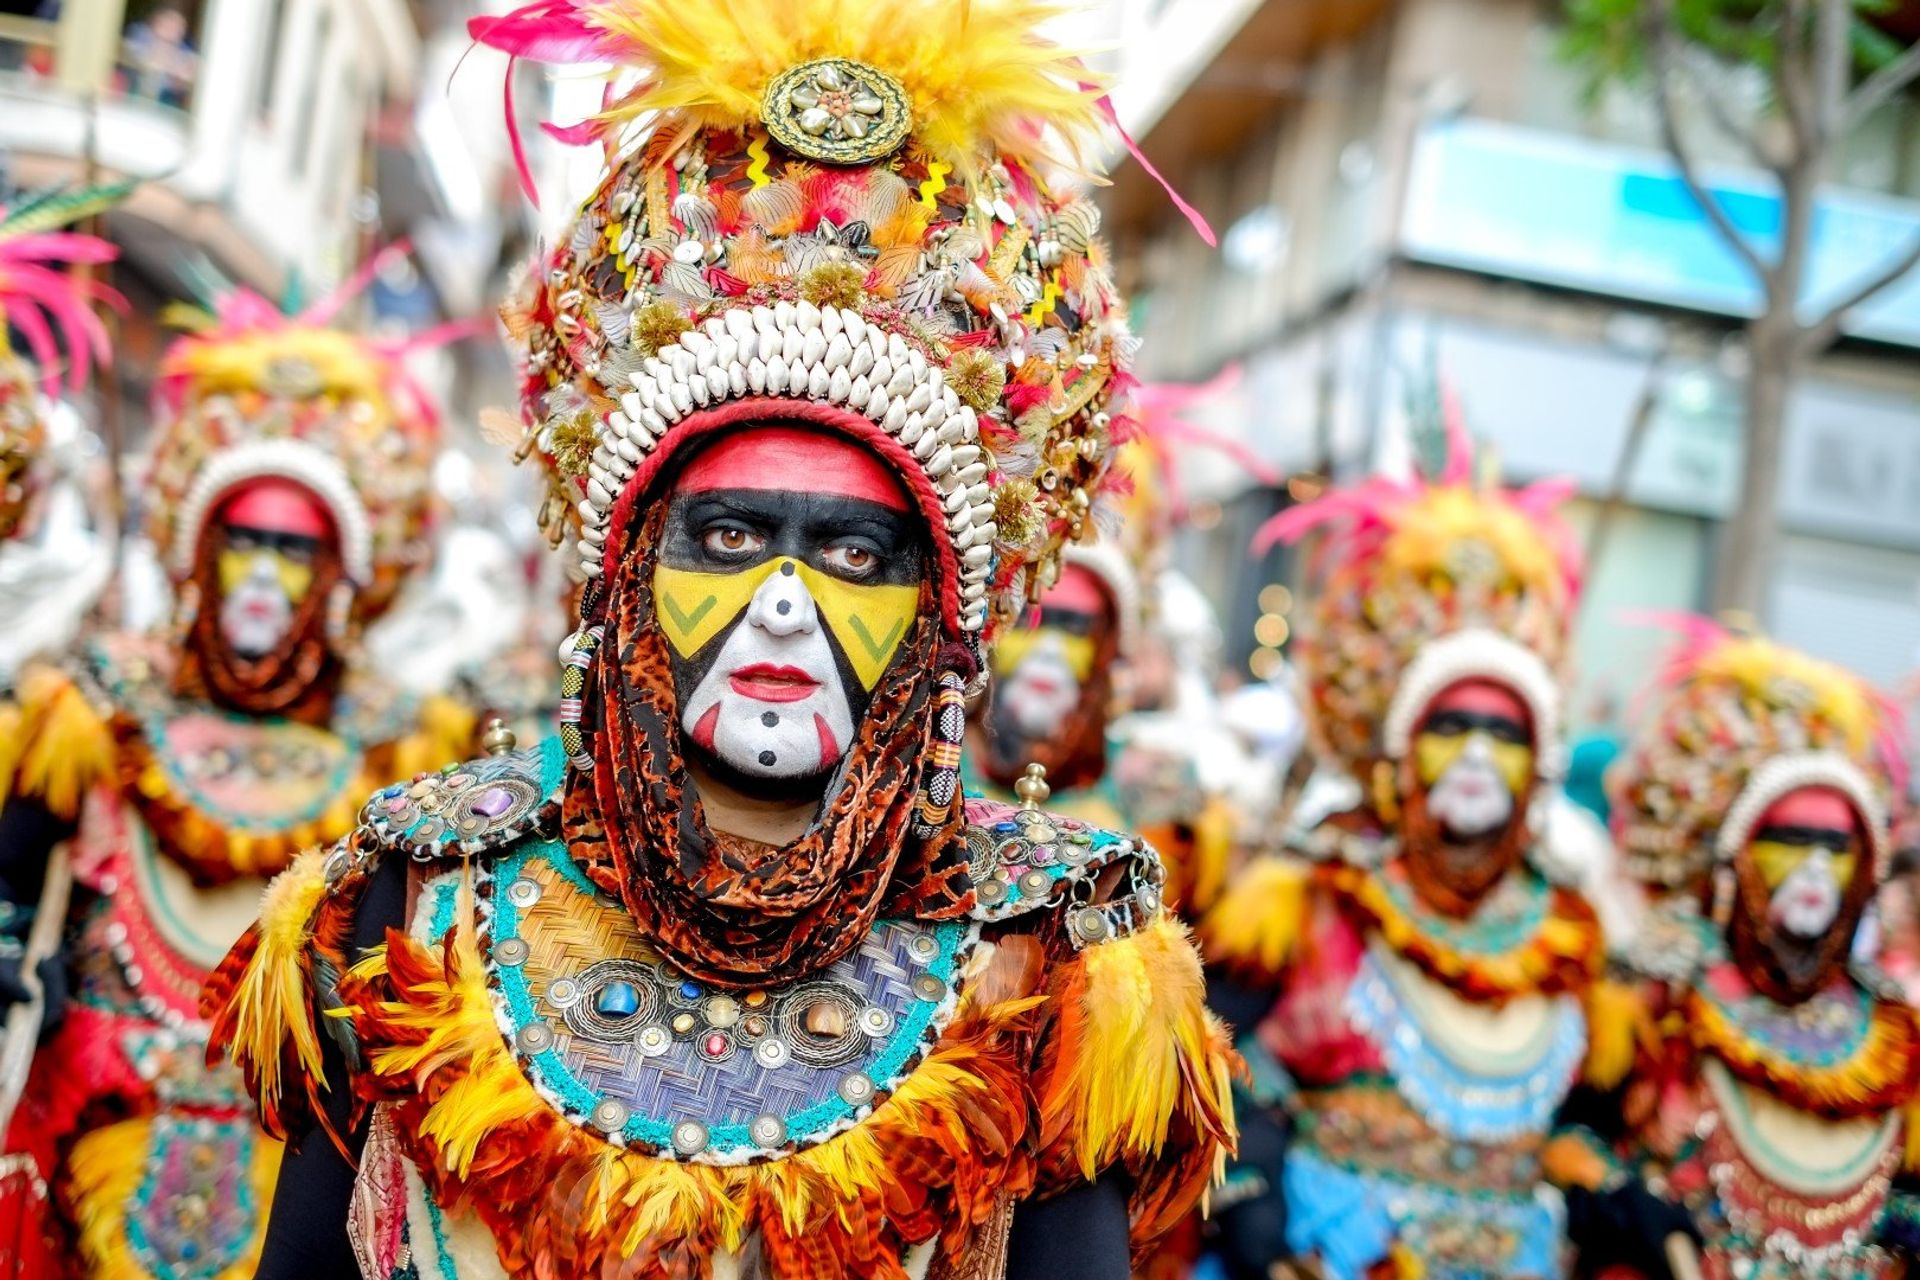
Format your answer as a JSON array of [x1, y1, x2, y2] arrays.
[[481, 717, 518, 757], [1015, 762, 1051, 811]]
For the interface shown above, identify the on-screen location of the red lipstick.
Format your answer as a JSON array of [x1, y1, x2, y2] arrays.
[[729, 664, 821, 703]]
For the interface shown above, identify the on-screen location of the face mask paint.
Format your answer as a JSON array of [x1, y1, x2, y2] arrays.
[[988, 565, 1109, 751], [1744, 787, 1864, 943], [654, 428, 926, 785], [1408, 678, 1535, 845], [212, 520, 324, 661]]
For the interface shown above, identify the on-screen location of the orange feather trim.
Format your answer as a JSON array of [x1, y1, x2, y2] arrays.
[[1688, 987, 1920, 1119], [1330, 863, 1602, 1002], [340, 908, 1046, 1280], [1031, 915, 1238, 1261]]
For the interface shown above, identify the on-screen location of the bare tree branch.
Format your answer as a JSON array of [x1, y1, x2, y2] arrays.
[[1845, 38, 1920, 131], [1812, 0, 1851, 142], [1776, 0, 1816, 151], [1645, 2, 1774, 288], [1797, 230, 1920, 355]]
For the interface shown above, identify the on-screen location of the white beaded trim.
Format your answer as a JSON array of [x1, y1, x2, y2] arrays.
[[169, 439, 375, 586], [1380, 627, 1564, 775], [1714, 750, 1888, 877], [571, 302, 998, 632]]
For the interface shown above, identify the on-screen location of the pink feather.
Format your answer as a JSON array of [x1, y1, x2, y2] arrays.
[[1094, 93, 1215, 247]]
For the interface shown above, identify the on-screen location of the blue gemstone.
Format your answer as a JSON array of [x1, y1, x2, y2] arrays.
[[678, 979, 703, 1000], [993, 821, 1018, 833], [181, 1242, 200, 1260], [596, 981, 641, 1018]]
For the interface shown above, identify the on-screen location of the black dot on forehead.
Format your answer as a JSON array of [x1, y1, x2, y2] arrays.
[[780, 561, 795, 576], [776, 600, 791, 616], [758, 750, 777, 767], [761, 711, 779, 727]]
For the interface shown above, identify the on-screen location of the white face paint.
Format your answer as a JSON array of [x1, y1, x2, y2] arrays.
[[1769, 847, 1846, 939], [997, 632, 1083, 740], [1424, 735, 1516, 839], [218, 553, 297, 659], [679, 562, 856, 780]]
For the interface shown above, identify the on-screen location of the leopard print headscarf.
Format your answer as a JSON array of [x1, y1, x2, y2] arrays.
[[564, 501, 976, 990]]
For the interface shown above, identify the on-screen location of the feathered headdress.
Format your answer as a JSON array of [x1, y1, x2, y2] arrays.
[[0, 180, 131, 540], [480, 0, 1201, 644], [1609, 618, 1908, 893], [1252, 388, 1582, 783], [144, 245, 473, 626]]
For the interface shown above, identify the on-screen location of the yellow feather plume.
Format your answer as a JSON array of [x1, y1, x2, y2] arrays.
[[1693, 635, 1880, 757], [162, 328, 392, 410], [11, 663, 115, 820], [1050, 915, 1237, 1179], [218, 849, 332, 1120], [1583, 978, 1646, 1091], [582, 0, 1108, 185], [1198, 854, 1309, 980]]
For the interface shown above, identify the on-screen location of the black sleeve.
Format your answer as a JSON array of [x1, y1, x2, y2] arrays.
[[0, 795, 72, 908], [1204, 963, 1278, 1035], [1209, 1100, 1293, 1280], [253, 853, 408, 1280], [1005, 1173, 1134, 1280]]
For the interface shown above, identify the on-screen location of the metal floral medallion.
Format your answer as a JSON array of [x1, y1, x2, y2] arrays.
[[762, 58, 912, 164]]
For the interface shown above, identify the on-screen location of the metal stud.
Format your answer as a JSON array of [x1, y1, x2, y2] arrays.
[[858, 1006, 896, 1037], [754, 1038, 792, 1069], [591, 1099, 630, 1133], [750, 1113, 788, 1148], [495, 939, 530, 967], [977, 878, 1008, 906], [636, 1025, 672, 1057], [1073, 908, 1112, 944], [838, 1072, 876, 1105], [905, 932, 939, 963], [1018, 869, 1053, 898], [910, 974, 948, 1002], [546, 978, 583, 1009], [671, 1120, 710, 1156], [507, 878, 542, 908], [516, 1022, 555, 1053]]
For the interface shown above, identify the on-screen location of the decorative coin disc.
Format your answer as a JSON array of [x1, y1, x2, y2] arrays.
[[762, 58, 912, 165]]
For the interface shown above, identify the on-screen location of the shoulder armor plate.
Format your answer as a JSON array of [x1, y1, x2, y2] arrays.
[[358, 735, 566, 861], [959, 793, 1166, 945]]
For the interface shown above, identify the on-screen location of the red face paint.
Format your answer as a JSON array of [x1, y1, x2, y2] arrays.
[[1425, 678, 1530, 728], [1042, 564, 1112, 617], [1758, 787, 1859, 835], [673, 427, 910, 511], [217, 479, 335, 540]]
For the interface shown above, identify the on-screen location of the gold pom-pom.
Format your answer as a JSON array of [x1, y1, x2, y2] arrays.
[[993, 479, 1042, 549], [546, 413, 598, 479], [631, 301, 692, 357], [948, 349, 1007, 413], [798, 262, 867, 311]]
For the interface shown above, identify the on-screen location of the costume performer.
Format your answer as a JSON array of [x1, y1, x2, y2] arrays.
[[0, 279, 465, 1280], [1198, 438, 1637, 1280], [0, 183, 126, 690], [969, 378, 1266, 918], [1583, 625, 1920, 1280], [203, 4, 1236, 1278]]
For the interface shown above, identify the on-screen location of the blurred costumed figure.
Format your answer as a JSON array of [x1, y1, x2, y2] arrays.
[[1198, 419, 1634, 1280], [1576, 625, 1920, 1280], [0, 183, 127, 691], [202, 3, 1235, 1277], [0, 273, 471, 1280], [968, 371, 1268, 918]]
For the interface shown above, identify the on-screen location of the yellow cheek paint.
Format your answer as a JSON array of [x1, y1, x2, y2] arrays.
[[217, 550, 314, 603], [1749, 840, 1857, 892], [1412, 731, 1533, 793], [653, 558, 919, 691], [991, 627, 1096, 682]]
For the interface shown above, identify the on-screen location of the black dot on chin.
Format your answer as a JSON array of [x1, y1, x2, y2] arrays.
[[758, 750, 777, 767], [761, 711, 779, 727], [776, 600, 792, 616], [779, 561, 796, 576]]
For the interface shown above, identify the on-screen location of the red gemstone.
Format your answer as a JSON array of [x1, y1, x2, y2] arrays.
[[704, 1033, 729, 1057]]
